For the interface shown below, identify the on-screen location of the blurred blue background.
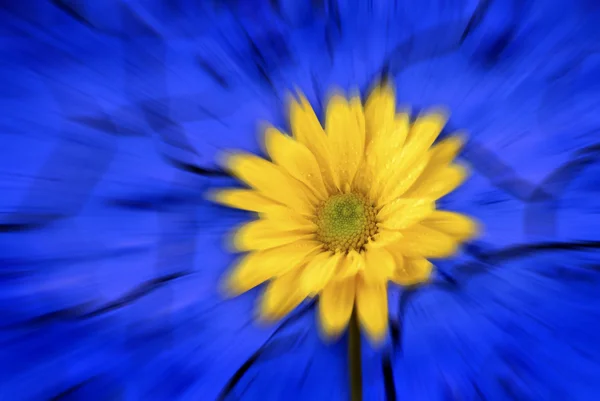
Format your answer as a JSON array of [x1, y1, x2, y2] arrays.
[[1, 0, 600, 400]]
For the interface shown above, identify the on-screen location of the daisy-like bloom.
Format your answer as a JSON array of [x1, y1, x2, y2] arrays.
[[212, 83, 478, 343]]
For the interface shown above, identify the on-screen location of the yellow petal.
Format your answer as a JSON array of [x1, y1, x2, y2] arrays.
[[370, 228, 403, 249], [351, 96, 366, 147], [232, 219, 315, 251], [393, 224, 457, 258], [429, 134, 465, 166], [264, 127, 328, 200], [333, 250, 365, 280], [362, 246, 396, 283], [209, 189, 277, 213], [301, 251, 342, 295], [404, 135, 466, 200], [423, 211, 479, 241], [260, 270, 310, 321], [326, 95, 366, 188], [225, 241, 321, 294], [369, 112, 410, 172], [365, 112, 410, 200], [377, 111, 446, 198], [377, 153, 430, 205], [289, 93, 338, 191], [356, 278, 388, 344], [364, 83, 396, 146], [378, 198, 434, 230], [404, 110, 448, 154], [319, 277, 356, 337], [405, 164, 468, 200], [390, 257, 433, 286], [350, 161, 373, 194], [259, 206, 317, 232], [225, 153, 314, 214]]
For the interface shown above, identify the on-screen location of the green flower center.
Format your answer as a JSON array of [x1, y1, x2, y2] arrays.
[[316, 193, 378, 252]]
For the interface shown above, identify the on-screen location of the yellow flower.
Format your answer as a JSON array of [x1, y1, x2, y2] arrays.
[[211, 83, 478, 344]]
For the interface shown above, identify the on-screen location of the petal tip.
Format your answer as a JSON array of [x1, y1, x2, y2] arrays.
[[364, 328, 387, 346], [367, 80, 396, 98], [257, 303, 280, 324], [228, 223, 253, 252], [451, 131, 468, 145], [317, 322, 345, 342], [217, 151, 240, 171], [261, 125, 278, 155], [453, 162, 471, 180], [419, 107, 450, 124], [220, 275, 243, 298], [325, 89, 348, 108], [464, 218, 482, 240], [289, 89, 314, 113], [205, 189, 222, 204]]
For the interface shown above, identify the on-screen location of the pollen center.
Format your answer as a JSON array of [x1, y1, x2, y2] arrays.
[[316, 193, 378, 252]]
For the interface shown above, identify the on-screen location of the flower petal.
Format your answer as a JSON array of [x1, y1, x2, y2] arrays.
[[422, 211, 479, 241], [429, 134, 466, 166], [259, 206, 318, 231], [392, 224, 458, 258], [372, 110, 446, 203], [380, 110, 446, 194], [209, 189, 277, 212], [232, 219, 315, 251], [318, 278, 356, 337], [356, 278, 388, 344], [334, 250, 366, 280], [225, 153, 315, 214], [362, 246, 396, 283], [370, 228, 404, 249], [259, 270, 311, 321], [364, 83, 397, 146], [325, 95, 366, 189], [377, 153, 431, 205], [289, 93, 339, 191], [365, 112, 410, 200], [390, 257, 433, 286], [225, 241, 321, 294], [264, 126, 328, 200], [405, 163, 468, 200], [404, 110, 448, 153], [378, 198, 434, 230], [301, 251, 342, 295], [351, 95, 366, 147]]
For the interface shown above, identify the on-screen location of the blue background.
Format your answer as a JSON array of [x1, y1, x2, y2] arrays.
[[1, 1, 600, 400]]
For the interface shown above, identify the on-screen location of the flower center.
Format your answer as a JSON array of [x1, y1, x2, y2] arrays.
[[315, 193, 378, 252]]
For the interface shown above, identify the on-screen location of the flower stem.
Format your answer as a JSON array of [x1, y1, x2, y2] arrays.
[[349, 310, 363, 401]]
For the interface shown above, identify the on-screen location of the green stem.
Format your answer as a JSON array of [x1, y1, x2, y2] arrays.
[[349, 310, 363, 401]]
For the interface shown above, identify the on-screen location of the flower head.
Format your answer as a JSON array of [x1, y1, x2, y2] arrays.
[[212, 83, 478, 343]]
